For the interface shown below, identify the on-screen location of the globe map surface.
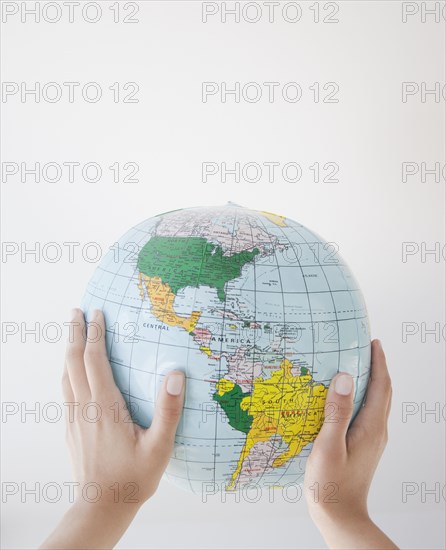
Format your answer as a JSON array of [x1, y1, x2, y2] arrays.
[[82, 203, 371, 494]]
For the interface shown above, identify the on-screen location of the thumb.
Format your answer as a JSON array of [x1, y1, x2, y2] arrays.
[[314, 373, 354, 453], [145, 371, 185, 463]]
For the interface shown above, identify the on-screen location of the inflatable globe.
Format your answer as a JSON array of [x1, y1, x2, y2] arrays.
[[82, 203, 371, 494]]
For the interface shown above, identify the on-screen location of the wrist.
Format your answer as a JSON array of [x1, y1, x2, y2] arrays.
[[40, 497, 142, 549], [312, 512, 399, 550], [73, 494, 142, 521], [73, 479, 145, 515], [310, 505, 371, 534], [312, 510, 376, 550]]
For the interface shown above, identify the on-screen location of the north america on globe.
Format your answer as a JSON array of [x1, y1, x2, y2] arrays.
[[82, 203, 371, 493]]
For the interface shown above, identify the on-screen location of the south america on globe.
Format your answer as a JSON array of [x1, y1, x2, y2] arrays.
[[82, 203, 371, 494]]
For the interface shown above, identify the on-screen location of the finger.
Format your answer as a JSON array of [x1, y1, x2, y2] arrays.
[[144, 371, 185, 474], [61, 364, 74, 403], [386, 385, 392, 422], [313, 372, 354, 454], [65, 308, 90, 402], [83, 309, 116, 397], [353, 339, 392, 433]]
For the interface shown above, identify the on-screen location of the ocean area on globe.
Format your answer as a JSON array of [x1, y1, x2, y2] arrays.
[[82, 203, 371, 494]]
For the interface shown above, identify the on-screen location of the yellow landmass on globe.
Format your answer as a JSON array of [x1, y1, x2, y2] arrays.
[[227, 359, 327, 490], [200, 345, 212, 357], [138, 274, 201, 333], [216, 378, 235, 396], [259, 210, 287, 227]]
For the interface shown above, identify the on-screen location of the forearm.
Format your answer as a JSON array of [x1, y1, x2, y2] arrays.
[[315, 514, 398, 550], [40, 500, 140, 550]]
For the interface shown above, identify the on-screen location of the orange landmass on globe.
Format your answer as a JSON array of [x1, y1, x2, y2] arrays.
[[138, 274, 201, 333]]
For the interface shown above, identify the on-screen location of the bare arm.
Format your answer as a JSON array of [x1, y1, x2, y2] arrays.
[[305, 339, 398, 550], [41, 309, 185, 549]]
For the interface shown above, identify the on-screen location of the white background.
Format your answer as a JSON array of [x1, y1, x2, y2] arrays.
[[1, 1, 445, 549]]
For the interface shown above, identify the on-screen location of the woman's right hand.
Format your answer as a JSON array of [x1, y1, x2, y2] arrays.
[[304, 339, 398, 549]]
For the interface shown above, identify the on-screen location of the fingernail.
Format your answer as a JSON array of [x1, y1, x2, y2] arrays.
[[335, 374, 353, 396], [376, 339, 382, 349], [71, 308, 79, 320], [93, 309, 102, 320], [166, 372, 184, 396]]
